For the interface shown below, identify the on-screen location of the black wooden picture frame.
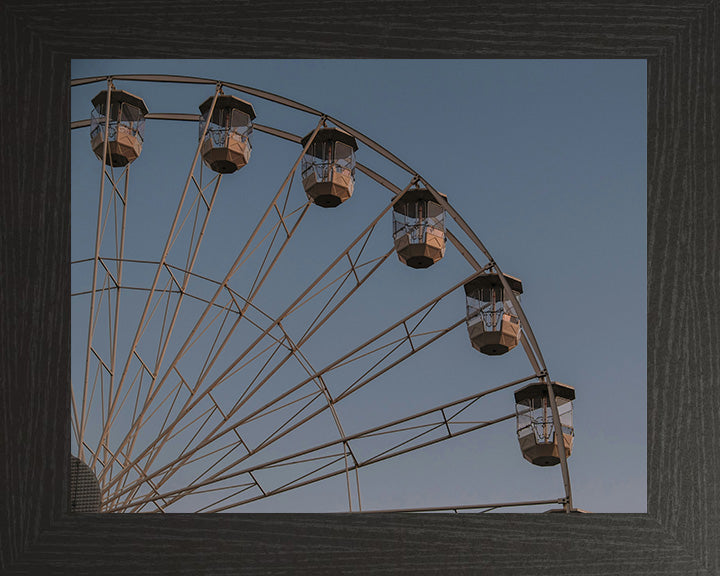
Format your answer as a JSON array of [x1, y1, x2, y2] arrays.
[[1, 1, 718, 574]]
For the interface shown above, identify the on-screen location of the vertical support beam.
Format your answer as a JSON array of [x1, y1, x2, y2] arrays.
[[106, 167, 130, 476], [79, 80, 113, 461]]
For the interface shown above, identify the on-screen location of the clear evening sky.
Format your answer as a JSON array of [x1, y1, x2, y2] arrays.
[[71, 59, 646, 513]]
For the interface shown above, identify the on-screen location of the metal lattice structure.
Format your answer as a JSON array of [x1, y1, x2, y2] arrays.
[[70, 74, 576, 514]]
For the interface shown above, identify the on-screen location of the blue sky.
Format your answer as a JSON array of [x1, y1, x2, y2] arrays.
[[71, 59, 646, 513]]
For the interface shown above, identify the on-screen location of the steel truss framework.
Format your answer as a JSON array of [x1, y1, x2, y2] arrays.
[[71, 74, 574, 514]]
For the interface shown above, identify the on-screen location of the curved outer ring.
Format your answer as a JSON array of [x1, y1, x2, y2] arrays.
[[71, 73, 573, 511]]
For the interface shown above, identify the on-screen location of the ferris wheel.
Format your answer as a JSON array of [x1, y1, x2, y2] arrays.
[[69, 74, 577, 514]]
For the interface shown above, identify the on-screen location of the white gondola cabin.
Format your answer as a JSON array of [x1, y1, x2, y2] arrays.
[[91, 89, 148, 167], [300, 127, 358, 208], [392, 187, 446, 269], [199, 95, 255, 174], [514, 382, 575, 467], [464, 273, 522, 355]]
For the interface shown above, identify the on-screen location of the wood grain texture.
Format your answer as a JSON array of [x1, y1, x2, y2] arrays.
[[1, 1, 718, 574]]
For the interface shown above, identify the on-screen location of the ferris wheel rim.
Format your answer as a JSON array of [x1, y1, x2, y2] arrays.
[[70, 73, 571, 513]]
